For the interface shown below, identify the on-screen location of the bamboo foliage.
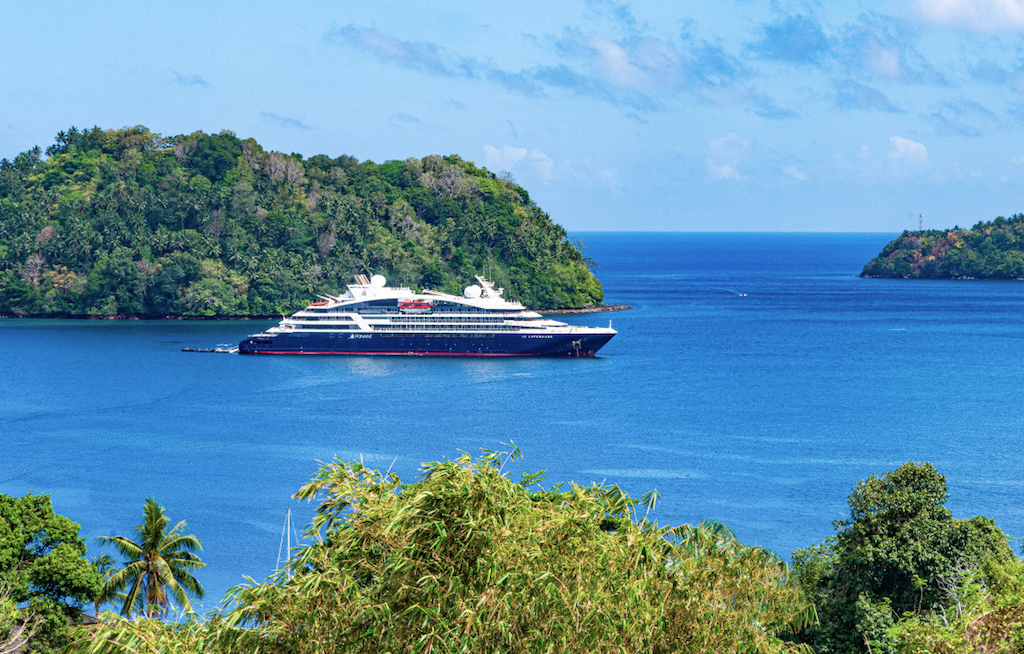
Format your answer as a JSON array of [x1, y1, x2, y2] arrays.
[[222, 447, 815, 653], [66, 455, 1024, 654], [70, 448, 814, 653], [72, 615, 265, 654]]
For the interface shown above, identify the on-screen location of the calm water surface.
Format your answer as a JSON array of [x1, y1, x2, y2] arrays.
[[3, 232, 1023, 611]]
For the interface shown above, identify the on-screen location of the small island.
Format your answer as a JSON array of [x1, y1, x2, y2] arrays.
[[861, 214, 1024, 279], [0, 126, 607, 318]]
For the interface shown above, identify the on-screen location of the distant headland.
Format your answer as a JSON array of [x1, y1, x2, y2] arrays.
[[861, 215, 1024, 279], [0, 126, 608, 318]]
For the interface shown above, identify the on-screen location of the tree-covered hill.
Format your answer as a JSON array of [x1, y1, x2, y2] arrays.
[[0, 126, 604, 317], [861, 215, 1024, 279]]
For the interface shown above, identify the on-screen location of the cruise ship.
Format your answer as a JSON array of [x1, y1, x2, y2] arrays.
[[238, 275, 617, 356]]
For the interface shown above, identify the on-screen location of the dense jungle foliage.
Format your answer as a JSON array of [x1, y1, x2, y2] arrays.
[[5, 452, 1022, 653], [861, 215, 1024, 279], [0, 126, 604, 317], [0, 493, 101, 654], [72, 447, 817, 654], [792, 462, 1017, 654]]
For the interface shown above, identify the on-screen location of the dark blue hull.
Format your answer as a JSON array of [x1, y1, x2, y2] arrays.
[[238, 330, 614, 356]]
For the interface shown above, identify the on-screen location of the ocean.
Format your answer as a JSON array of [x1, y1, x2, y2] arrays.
[[3, 232, 1024, 612]]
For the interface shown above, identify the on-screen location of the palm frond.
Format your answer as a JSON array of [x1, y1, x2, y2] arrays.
[[96, 498, 205, 618]]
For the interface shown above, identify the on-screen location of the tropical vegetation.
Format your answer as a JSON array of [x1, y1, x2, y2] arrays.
[[883, 558, 1024, 653], [791, 462, 1016, 653], [0, 126, 605, 317], [73, 446, 816, 653], [97, 498, 205, 618], [861, 214, 1024, 279], [0, 492, 100, 653], [88, 554, 123, 618], [3, 450, 1020, 653]]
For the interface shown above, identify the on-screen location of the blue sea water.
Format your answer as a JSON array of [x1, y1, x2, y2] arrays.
[[3, 232, 1024, 613]]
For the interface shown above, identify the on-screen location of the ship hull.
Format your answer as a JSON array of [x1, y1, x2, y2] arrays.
[[238, 330, 614, 357]]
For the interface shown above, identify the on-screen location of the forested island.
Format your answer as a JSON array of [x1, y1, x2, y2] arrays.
[[3, 450, 1023, 654], [861, 215, 1024, 279], [0, 126, 605, 317]]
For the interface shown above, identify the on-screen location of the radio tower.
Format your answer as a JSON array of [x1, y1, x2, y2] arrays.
[[919, 214, 924, 231]]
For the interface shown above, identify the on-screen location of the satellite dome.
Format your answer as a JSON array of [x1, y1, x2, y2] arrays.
[[370, 274, 387, 287], [464, 285, 482, 299]]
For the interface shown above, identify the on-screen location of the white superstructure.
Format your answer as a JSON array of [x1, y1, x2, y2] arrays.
[[239, 274, 616, 356]]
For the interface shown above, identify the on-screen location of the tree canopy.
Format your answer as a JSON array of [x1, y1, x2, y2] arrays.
[[792, 462, 1015, 654], [0, 492, 101, 653], [861, 215, 1024, 279], [43, 454, 1024, 654], [98, 498, 204, 618], [0, 126, 605, 317]]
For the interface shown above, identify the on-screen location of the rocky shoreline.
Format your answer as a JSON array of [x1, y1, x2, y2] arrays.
[[536, 304, 630, 315], [2, 304, 632, 320]]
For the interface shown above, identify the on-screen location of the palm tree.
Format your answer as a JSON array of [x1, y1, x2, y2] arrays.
[[98, 498, 205, 618], [90, 553, 125, 615]]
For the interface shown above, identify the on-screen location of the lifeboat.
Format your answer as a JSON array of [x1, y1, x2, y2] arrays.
[[398, 300, 433, 313], [310, 300, 329, 307]]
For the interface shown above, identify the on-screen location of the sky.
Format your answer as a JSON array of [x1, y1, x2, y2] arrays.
[[3, 0, 1024, 231]]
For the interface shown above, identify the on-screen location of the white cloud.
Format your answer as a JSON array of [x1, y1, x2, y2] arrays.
[[483, 144, 528, 171], [482, 145, 555, 181], [529, 150, 556, 181], [706, 133, 750, 180], [707, 161, 743, 180], [483, 145, 617, 188], [914, 0, 1024, 32], [889, 136, 929, 172], [865, 44, 903, 79], [587, 34, 650, 90], [782, 165, 809, 181]]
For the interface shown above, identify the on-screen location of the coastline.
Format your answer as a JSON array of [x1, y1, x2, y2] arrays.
[[535, 304, 630, 315], [0, 304, 631, 320]]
